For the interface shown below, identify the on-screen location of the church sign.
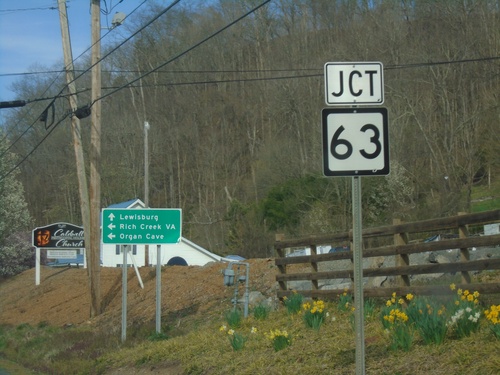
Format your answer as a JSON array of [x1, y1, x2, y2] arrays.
[[32, 222, 84, 249]]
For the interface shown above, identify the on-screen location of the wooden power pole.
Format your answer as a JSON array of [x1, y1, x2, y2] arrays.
[[57, 0, 91, 272], [89, 0, 102, 317]]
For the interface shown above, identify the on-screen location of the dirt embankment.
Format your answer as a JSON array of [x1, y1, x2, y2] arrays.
[[0, 258, 278, 328]]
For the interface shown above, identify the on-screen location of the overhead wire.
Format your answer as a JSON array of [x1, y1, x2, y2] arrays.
[[0, 0, 149, 155], [1, 0, 274, 182], [1, 0, 499, 181], [0, 112, 71, 181], [95, 0, 273, 103]]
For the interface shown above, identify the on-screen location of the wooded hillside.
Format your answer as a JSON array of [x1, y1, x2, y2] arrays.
[[2, 0, 499, 258]]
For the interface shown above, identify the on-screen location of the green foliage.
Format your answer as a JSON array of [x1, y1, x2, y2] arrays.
[[0, 132, 33, 277], [302, 300, 326, 330], [252, 304, 269, 320], [338, 289, 353, 312], [266, 329, 291, 352], [412, 298, 448, 345], [147, 332, 169, 341], [224, 309, 242, 329], [0, 232, 34, 277], [227, 331, 247, 351], [260, 175, 331, 231], [282, 292, 303, 314], [447, 288, 482, 339]]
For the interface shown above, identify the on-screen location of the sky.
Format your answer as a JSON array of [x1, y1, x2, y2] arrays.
[[0, 0, 151, 102]]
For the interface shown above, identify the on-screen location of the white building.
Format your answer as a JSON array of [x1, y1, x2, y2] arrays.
[[100, 199, 223, 267]]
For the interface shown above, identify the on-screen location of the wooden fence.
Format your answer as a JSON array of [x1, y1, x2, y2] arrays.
[[274, 209, 500, 300]]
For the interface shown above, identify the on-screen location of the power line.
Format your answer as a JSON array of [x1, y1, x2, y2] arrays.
[[1, 0, 273, 182], [0, 111, 71, 181], [2, 0, 498, 181], [0, 0, 149, 152], [94, 0, 273, 103], [3, 55, 498, 80]]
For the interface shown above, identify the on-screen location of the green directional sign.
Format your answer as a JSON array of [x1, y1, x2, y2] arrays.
[[102, 208, 182, 244]]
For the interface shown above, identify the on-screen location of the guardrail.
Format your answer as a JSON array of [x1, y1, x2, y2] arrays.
[[274, 209, 500, 299]]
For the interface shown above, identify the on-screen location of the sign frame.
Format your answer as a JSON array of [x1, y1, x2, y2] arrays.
[[322, 107, 389, 177], [102, 208, 182, 245], [324, 62, 384, 106], [32, 222, 84, 249]]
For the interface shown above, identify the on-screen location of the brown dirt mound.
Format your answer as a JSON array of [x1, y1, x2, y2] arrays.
[[0, 258, 278, 328]]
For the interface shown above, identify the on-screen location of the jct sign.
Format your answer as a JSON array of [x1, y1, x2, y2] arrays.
[[32, 222, 84, 248], [324, 62, 384, 106]]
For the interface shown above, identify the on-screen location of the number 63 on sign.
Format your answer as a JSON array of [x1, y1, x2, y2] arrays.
[[322, 107, 389, 177]]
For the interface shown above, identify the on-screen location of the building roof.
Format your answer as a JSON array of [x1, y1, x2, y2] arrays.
[[107, 198, 145, 209], [179, 237, 222, 262]]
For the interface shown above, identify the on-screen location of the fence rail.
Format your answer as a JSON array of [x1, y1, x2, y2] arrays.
[[274, 209, 500, 300]]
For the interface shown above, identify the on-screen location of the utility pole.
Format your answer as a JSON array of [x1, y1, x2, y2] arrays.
[[89, 0, 102, 317], [144, 121, 150, 266], [57, 0, 91, 271]]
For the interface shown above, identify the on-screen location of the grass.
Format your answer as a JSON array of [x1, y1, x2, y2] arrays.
[[470, 179, 500, 212], [1, 285, 499, 375], [1, 181, 498, 374]]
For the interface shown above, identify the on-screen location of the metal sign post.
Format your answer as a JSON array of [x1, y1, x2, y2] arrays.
[[121, 245, 128, 343], [352, 176, 364, 375], [102, 208, 182, 341], [323, 61, 387, 375], [156, 244, 161, 333]]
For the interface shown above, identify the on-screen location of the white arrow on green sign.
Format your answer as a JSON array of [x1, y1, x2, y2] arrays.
[[102, 208, 182, 244]]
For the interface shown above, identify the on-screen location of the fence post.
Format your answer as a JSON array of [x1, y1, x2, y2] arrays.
[[393, 218, 410, 286], [310, 241, 318, 290], [458, 212, 471, 284], [275, 234, 287, 291]]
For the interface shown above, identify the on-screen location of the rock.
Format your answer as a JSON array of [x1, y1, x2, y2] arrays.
[[248, 291, 266, 306], [367, 276, 387, 288]]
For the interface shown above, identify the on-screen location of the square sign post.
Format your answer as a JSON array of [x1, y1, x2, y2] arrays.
[[323, 61, 387, 375], [101, 208, 181, 342]]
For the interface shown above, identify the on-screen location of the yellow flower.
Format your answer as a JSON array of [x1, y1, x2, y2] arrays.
[[463, 290, 470, 296], [219, 325, 227, 332], [406, 293, 414, 301], [449, 283, 456, 291], [386, 300, 392, 307], [251, 327, 258, 334], [398, 298, 405, 305], [227, 329, 235, 335], [467, 294, 474, 302], [473, 291, 480, 298], [457, 288, 463, 295]]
